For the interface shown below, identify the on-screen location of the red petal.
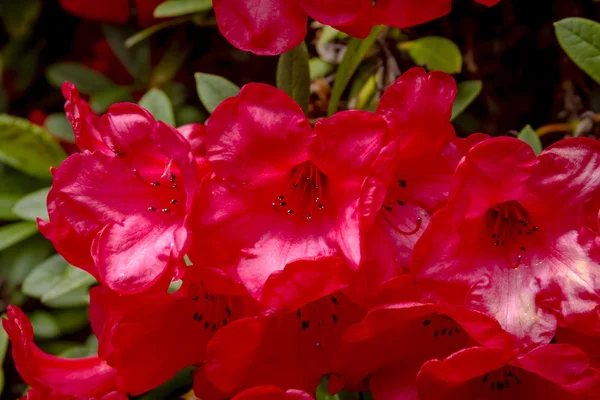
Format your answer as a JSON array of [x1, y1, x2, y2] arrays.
[[205, 83, 314, 189], [298, 0, 370, 26], [377, 68, 457, 156], [2, 306, 121, 398], [232, 386, 314, 400], [213, 0, 308, 55], [371, 0, 452, 29]]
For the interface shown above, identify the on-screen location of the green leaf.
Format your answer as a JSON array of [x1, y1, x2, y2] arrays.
[[328, 25, 383, 116], [0, 235, 54, 304], [0, 0, 42, 38], [46, 62, 117, 95], [451, 80, 483, 121], [0, 165, 46, 220], [0, 318, 7, 393], [0, 221, 38, 251], [318, 26, 348, 47], [43, 286, 91, 308], [22, 254, 96, 305], [29, 311, 60, 339], [517, 124, 543, 156], [103, 24, 151, 83], [139, 88, 176, 125], [41, 267, 96, 304], [53, 308, 90, 334], [309, 58, 333, 80], [90, 86, 133, 114], [12, 187, 49, 221], [154, 0, 213, 17], [555, 18, 600, 84], [316, 376, 340, 400], [0, 114, 67, 178], [277, 42, 310, 114], [401, 36, 462, 74], [194, 72, 240, 113], [44, 113, 75, 142]]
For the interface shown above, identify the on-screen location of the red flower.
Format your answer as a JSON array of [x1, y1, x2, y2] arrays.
[[356, 69, 490, 294], [412, 137, 600, 348], [334, 281, 511, 396], [60, 0, 164, 26], [2, 306, 126, 400], [557, 327, 600, 369], [232, 386, 314, 400], [204, 291, 366, 395], [91, 267, 258, 395], [213, 0, 500, 55], [189, 83, 394, 310], [416, 344, 600, 399], [38, 83, 199, 294]]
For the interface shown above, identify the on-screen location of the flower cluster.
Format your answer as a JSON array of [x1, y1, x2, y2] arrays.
[[4, 68, 600, 399], [214, 0, 501, 55]]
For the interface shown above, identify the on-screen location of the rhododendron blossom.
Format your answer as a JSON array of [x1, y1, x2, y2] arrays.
[[214, 0, 501, 55], [412, 137, 600, 347], [39, 83, 200, 294], [189, 83, 396, 310]]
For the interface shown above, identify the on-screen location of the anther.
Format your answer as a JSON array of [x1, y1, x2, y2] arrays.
[[441, 328, 447, 335], [151, 181, 160, 186], [279, 202, 287, 207], [318, 204, 324, 210], [433, 330, 439, 338], [301, 320, 310, 330], [170, 199, 178, 204], [162, 208, 171, 213], [423, 320, 431, 326], [287, 209, 294, 215], [385, 206, 392, 212], [172, 183, 178, 188], [148, 207, 157, 211], [297, 310, 301, 318], [331, 296, 339, 305], [278, 195, 284, 201], [397, 200, 405, 206], [314, 197, 319, 203], [332, 314, 338, 323], [293, 183, 299, 187], [204, 322, 209, 329], [398, 180, 407, 187], [520, 246, 527, 252], [306, 214, 312, 220]]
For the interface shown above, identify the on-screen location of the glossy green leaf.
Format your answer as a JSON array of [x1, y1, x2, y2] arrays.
[[0, 165, 46, 220], [44, 113, 75, 142], [328, 25, 383, 116], [12, 187, 49, 221], [0, 114, 67, 178], [277, 42, 310, 114], [451, 80, 483, 121], [29, 311, 60, 339], [90, 86, 133, 114], [46, 62, 116, 95], [0, 221, 38, 251], [0, 235, 54, 304], [103, 24, 151, 82], [517, 124, 543, 156], [41, 267, 96, 304], [154, 0, 213, 17], [0, 0, 42, 38], [139, 88, 176, 125], [195, 72, 240, 113], [555, 18, 600, 84], [43, 286, 91, 308], [309, 58, 333, 80], [317, 26, 348, 47], [316, 376, 340, 400], [401, 36, 462, 74], [22, 254, 96, 305]]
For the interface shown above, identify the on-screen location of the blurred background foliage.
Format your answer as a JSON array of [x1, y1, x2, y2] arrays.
[[0, 0, 600, 398]]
